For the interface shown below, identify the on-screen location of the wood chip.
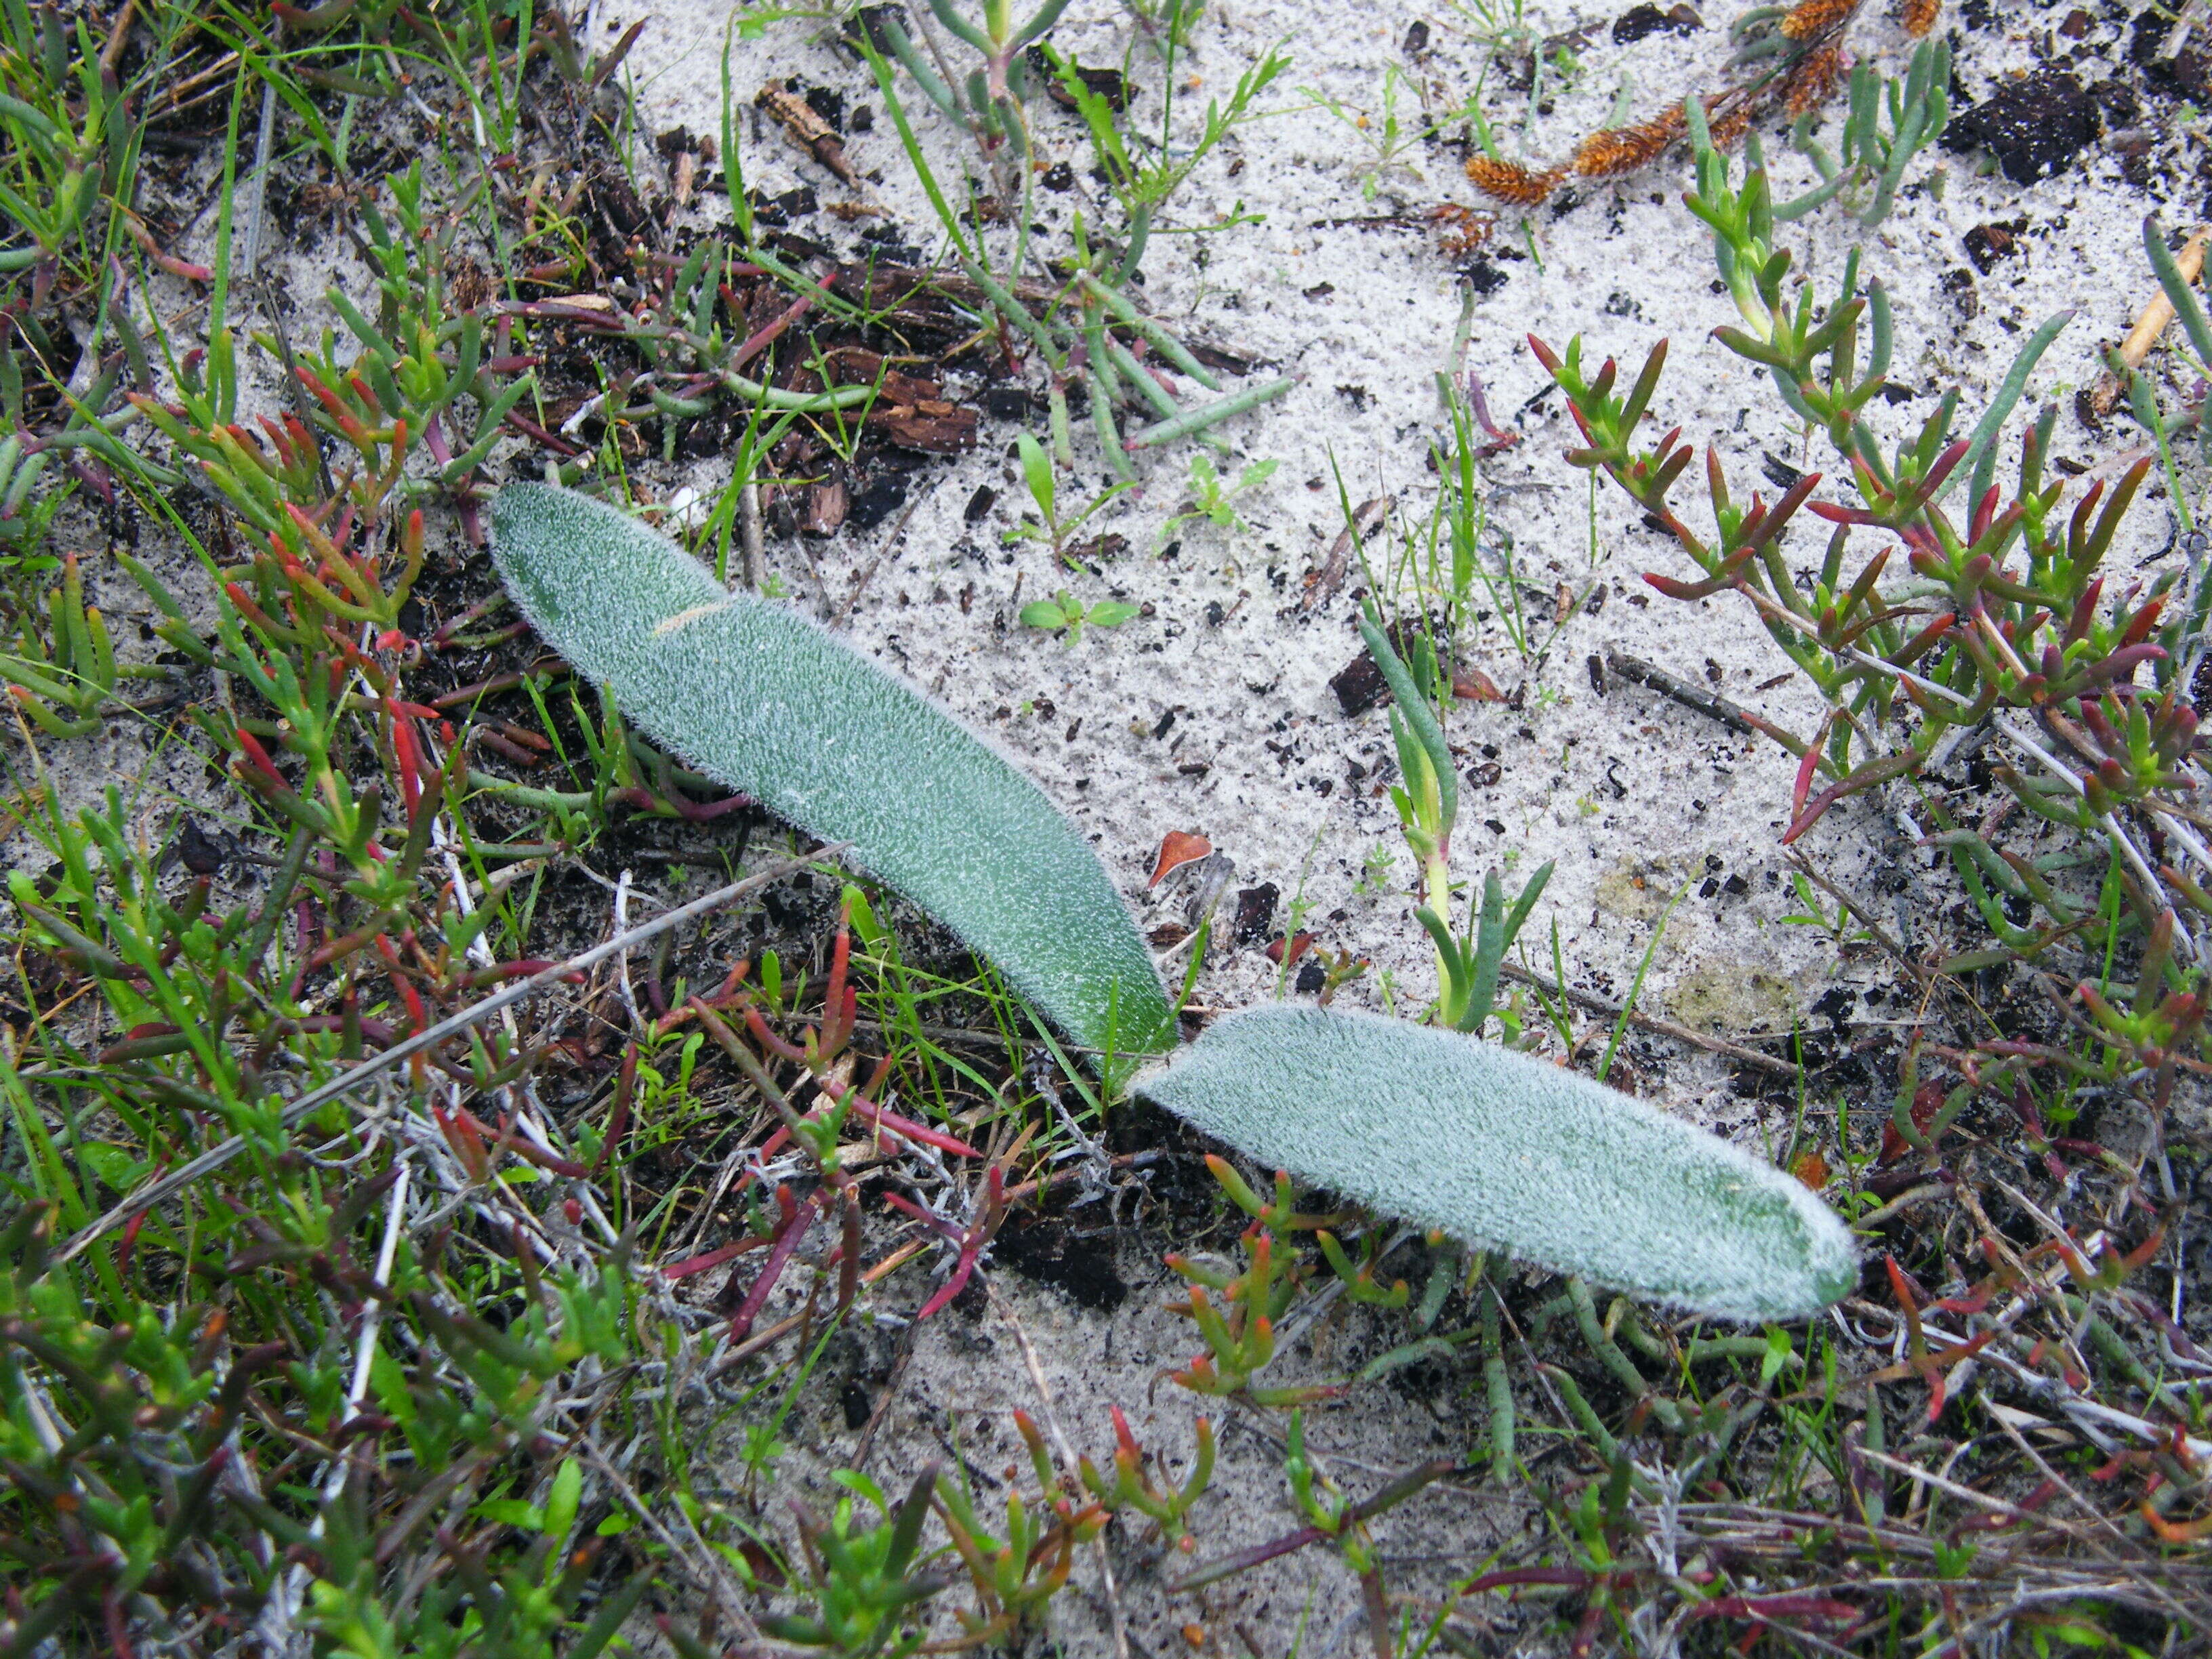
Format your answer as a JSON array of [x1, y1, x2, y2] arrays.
[[2084, 227, 2207, 420], [867, 403, 978, 453], [1452, 665, 1504, 701], [802, 480, 848, 537]]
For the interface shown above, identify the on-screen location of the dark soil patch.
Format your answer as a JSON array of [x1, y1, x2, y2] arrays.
[[994, 1213, 1130, 1311], [1944, 69, 2097, 184]]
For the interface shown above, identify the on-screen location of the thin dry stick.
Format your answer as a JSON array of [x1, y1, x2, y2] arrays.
[[235, 56, 280, 289], [98, 0, 136, 76], [1854, 1447, 2129, 1555], [1980, 1398, 2166, 1582], [832, 494, 926, 631], [147, 49, 242, 117], [1603, 650, 1766, 739], [710, 1237, 930, 1369], [739, 480, 766, 590], [1496, 960, 1800, 1076], [2123, 230, 2209, 365], [988, 1282, 1132, 1659], [1997, 721, 2198, 960], [2086, 228, 2207, 418], [851, 1320, 920, 1470], [55, 844, 850, 1265]]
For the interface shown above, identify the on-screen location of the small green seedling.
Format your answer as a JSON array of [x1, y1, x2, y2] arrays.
[[1359, 604, 1549, 1034], [0, 430, 59, 562], [1353, 842, 1397, 897], [1277, 1409, 1444, 1580], [1018, 589, 1141, 644], [1166, 1158, 1408, 1395], [935, 1415, 1107, 1642], [1302, 66, 1435, 200], [1784, 37, 1950, 229], [1361, 607, 1456, 913], [1057, 43, 1292, 277], [1161, 1158, 1347, 1404], [1779, 870, 1874, 947], [1166, 1225, 1322, 1406], [1315, 1229, 1410, 1309], [1419, 862, 1554, 1038], [761, 1468, 947, 1657], [0, 554, 158, 737], [1004, 431, 1134, 566], [855, 0, 1074, 179], [1162, 453, 1279, 542]]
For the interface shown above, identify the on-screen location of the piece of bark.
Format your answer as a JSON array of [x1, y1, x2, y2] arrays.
[[802, 480, 848, 537], [757, 84, 859, 184]]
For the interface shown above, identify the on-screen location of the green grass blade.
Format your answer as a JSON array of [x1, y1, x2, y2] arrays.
[[2144, 213, 2212, 370], [1597, 876, 1687, 1084], [489, 484, 1174, 1054], [1949, 308, 2072, 509], [1139, 1006, 1856, 1319]]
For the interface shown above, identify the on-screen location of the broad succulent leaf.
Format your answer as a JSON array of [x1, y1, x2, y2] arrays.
[[1140, 1005, 1857, 1319], [490, 483, 1176, 1055]]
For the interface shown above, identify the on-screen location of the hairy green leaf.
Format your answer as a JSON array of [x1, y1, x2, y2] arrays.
[[1139, 1006, 1856, 1320], [490, 484, 1174, 1054]]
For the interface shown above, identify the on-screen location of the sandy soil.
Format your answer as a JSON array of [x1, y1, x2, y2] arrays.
[[462, 2, 2192, 1650], [583, 0, 2169, 1076], [58, 1, 2188, 1650]]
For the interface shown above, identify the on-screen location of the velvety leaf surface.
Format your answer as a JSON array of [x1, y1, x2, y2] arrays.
[[491, 483, 1176, 1055], [1141, 1005, 1857, 1319]]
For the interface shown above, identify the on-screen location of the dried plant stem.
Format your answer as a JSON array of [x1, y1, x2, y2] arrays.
[[990, 1282, 1132, 1659], [713, 1236, 930, 1368], [2123, 230, 2209, 366], [739, 478, 765, 589]]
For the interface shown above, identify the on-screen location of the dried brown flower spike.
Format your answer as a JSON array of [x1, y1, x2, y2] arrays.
[[1429, 203, 1498, 255], [1783, 43, 1848, 117], [1448, 0, 1907, 220], [1780, 0, 1860, 39], [1704, 97, 1756, 148], [1461, 156, 1565, 207], [1573, 106, 1687, 180]]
